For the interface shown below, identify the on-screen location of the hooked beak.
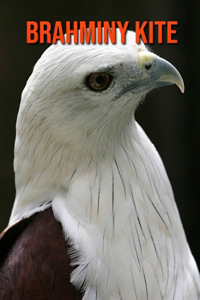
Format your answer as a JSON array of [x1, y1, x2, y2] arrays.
[[138, 51, 184, 93]]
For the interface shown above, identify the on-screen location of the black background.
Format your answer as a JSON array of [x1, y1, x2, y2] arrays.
[[0, 0, 200, 269]]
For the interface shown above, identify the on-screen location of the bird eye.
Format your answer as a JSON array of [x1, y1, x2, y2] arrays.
[[86, 73, 112, 91]]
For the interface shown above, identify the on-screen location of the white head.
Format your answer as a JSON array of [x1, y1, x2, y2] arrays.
[[10, 29, 184, 223]]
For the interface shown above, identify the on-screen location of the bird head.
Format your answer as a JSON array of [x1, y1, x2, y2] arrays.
[[11, 29, 184, 223], [18, 30, 183, 154]]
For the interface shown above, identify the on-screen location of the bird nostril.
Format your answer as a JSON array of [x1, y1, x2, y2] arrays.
[[145, 64, 152, 71]]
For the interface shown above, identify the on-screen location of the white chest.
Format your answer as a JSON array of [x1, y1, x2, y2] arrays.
[[52, 126, 199, 300]]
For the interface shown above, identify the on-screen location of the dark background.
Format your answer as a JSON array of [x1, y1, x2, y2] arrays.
[[0, 1, 200, 269]]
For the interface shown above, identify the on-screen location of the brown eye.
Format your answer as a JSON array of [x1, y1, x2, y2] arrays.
[[86, 73, 112, 91]]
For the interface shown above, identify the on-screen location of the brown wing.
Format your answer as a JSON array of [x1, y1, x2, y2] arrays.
[[0, 208, 82, 300]]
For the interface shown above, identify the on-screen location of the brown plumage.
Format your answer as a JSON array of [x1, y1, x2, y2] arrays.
[[0, 208, 82, 300]]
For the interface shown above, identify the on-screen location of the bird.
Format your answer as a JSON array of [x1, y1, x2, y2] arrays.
[[0, 29, 200, 300]]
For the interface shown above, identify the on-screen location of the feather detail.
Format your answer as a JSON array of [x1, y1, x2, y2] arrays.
[[7, 29, 200, 299]]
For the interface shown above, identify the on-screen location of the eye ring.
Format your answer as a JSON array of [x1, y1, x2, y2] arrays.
[[86, 72, 112, 91]]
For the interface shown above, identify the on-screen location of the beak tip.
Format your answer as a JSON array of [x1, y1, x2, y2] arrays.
[[178, 79, 185, 93]]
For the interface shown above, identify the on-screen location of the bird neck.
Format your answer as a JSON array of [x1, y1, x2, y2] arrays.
[[10, 111, 135, 224], [52, 121, 188, 300]]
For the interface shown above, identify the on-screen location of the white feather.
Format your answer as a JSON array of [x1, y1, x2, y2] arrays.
[[9, 30, 200, 299]]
